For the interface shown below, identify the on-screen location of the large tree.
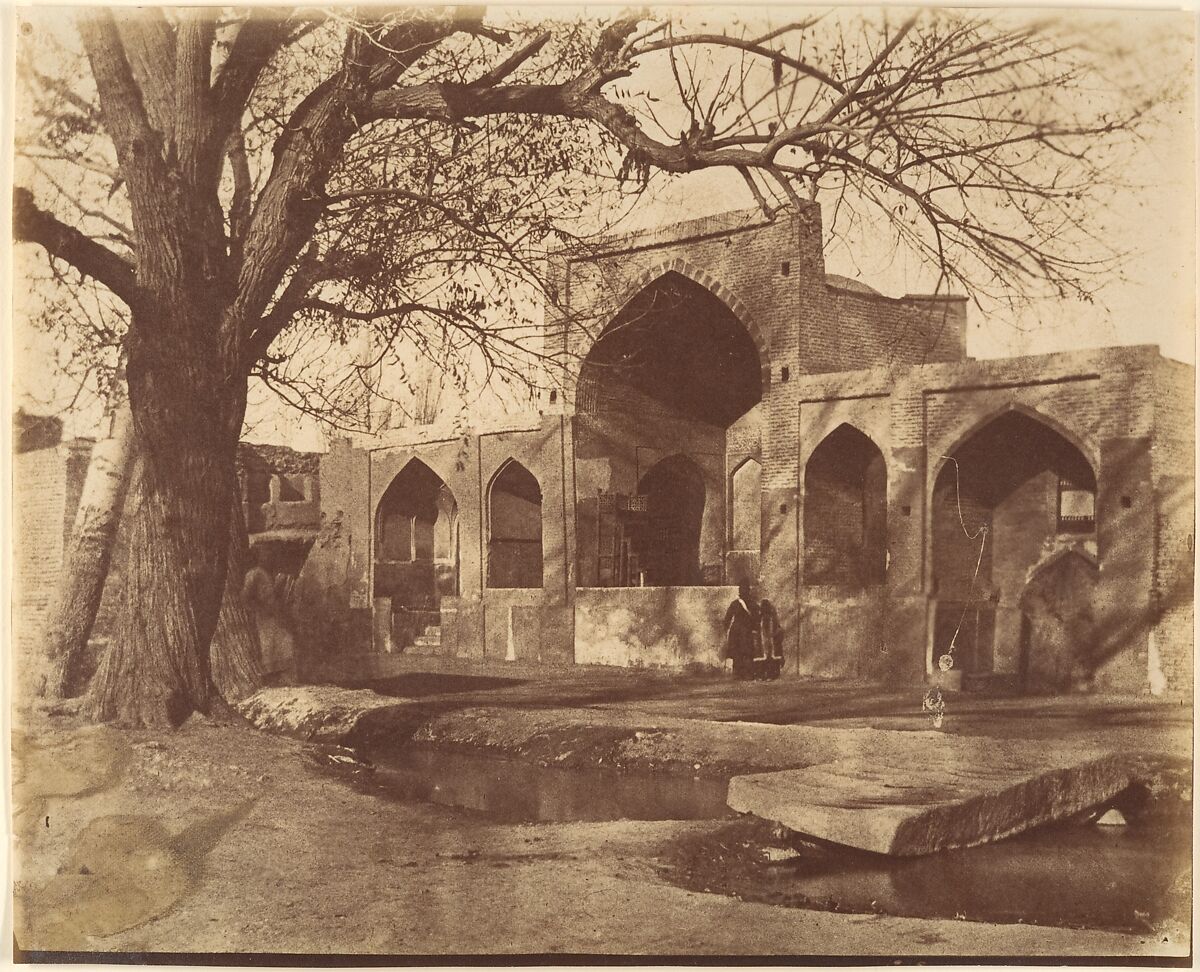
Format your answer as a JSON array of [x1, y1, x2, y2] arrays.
[[13, 6, 1162, 726]]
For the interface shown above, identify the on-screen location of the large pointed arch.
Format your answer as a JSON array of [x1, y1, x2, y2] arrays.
[[933, 402, 1099, 485], [487, 458, 543, 589], [608, 257, 771, 390], [580, 270, 765, 426]]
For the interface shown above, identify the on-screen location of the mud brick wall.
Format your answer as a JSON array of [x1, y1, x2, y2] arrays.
[[310, 416, 579, 662], [783, 345, 1182, 690]]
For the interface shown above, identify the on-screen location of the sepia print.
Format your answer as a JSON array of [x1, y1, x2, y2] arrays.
[[7, 2, 1195, 963]]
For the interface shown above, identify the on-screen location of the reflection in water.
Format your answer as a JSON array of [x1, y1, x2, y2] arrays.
[[366, 746, 732, 823], [767, 819, 1191, 932]]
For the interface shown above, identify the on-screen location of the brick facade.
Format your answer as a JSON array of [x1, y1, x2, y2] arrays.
[[308, 204, 1193, 700]]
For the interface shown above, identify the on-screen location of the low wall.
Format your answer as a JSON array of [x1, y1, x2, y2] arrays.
[[798, 590, 925, 681], [574, 586, 737, 668]]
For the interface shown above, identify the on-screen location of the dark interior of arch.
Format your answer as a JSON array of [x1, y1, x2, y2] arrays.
[[377, 460, 446, 562], [583, 272, 762, 426], [938, 411, 1095, 508], [804, 425, 887, 588], [375, 458, 459, 614], [631, 455, 707, 586]]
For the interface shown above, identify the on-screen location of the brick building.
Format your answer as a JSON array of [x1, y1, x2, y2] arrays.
[[11, 429, 321, 675], [297, 203, 1194, 698]]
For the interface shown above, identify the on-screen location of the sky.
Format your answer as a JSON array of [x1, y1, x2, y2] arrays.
[[599, 6, 1197, 366], [9, 4, 1196, 453]]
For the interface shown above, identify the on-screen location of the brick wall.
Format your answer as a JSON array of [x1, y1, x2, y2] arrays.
[[826, 288, 967, 368], [12, 446, 70, 663], [574, 382, 726, 586], [328, 197, 1190, 697], [1150, 356, 1195, 699]]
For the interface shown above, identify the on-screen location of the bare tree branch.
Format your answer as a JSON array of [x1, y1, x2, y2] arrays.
[[13, 187, 138, 307]]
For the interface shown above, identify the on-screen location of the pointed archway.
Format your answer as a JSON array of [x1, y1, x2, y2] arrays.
[[375, 458, 458, 611], [579, 271, 763, 425], [575, 271, 764, 588], [930, 410, 1096, 688], [633, 455, 707, 586], [487, 459, 543, 589], [804, 425, 887, 588]]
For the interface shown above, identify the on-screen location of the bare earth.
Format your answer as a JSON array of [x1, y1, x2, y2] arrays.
[[10, 691, 1190, 960]]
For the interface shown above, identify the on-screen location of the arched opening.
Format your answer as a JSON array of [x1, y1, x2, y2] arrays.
[[629, 455, 706, 586], [803, 425, 887, 588], [488, 460, 543, 589], [375, 459, 458, 635], [579, 271, 763, 425], [730, 458, 762, 553], [575, 271, 764, 587], [1019, 550, 1098, 694], [931, 410, 1097, 687]]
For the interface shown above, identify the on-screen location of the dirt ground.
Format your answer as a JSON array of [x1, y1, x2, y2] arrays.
[[8, 697, 1191, 961]]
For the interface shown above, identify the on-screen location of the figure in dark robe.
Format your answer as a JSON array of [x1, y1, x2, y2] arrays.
[[724, 583, 760, 680], [757, 598, 784, 680]]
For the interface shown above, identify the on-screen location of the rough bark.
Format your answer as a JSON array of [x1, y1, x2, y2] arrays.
[[210, 501, 265, 702], [86, 372, 237, 728], [42, 394, 135, 699]]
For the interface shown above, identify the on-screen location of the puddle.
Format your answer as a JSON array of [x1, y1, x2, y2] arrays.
[[358, 746, 732, 823], [664, 815, 1192, 933]]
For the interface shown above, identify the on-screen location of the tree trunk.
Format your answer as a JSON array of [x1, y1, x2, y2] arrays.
[[42, 394, 135, 699], [86, 392, 235, 727], [210, 501, 264, 702]]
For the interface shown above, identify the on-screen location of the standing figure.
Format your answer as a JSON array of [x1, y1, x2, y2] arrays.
[[757, 598, 785, 680], [724, 583, 760, 680]]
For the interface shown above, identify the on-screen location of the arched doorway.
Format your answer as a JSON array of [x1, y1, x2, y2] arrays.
[[630, 455, 706, 586], [375, 459, 458, 648], [579, 271, 764, 425], [487, 459, 543, 589], [803, 425, 887, 588], [575, 271, 764, 587], [1019, 550, 1098, 693], [931, 410, 1096, 688]]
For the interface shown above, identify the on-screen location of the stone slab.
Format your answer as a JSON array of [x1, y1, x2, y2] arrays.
[[726, 734, 1134, 856]]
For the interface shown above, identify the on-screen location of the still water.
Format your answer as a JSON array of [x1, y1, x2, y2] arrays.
[[363, 745, 733, 823], [342, 745, 1189, 933]]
